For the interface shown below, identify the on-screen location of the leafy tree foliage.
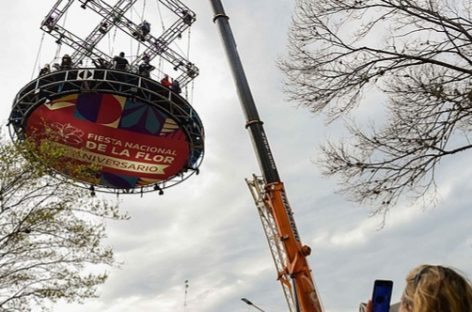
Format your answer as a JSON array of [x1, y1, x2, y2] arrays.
[[0, 137, 126, 311], [281, 0, 472, 213]]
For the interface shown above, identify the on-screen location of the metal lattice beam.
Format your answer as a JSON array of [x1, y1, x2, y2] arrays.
[[246, 175, 297, 312], [70, 0, 140, 63], [79, 0, 198, 85], [40, 0, 199, 86], [41, 23, 113, 64]]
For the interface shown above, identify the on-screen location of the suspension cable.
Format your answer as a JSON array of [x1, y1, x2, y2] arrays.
[[185, 21, 194, 102], [134, 0, 148, 59], [31, 33, 46, 79], [130, 2, 144, 22], [110, 27, 118, 57], [141, 0, 147, 20], [155, 0, 166, 75], [186, 27, 191, 59], [155, 0, 166, 32], [53, 43, 63, 62], [54, 9, 69, 61]]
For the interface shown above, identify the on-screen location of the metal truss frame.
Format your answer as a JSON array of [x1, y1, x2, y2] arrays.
[[41, 0, 199, 86], [246, 175, 298, 312], [9, 68, 204, 194]]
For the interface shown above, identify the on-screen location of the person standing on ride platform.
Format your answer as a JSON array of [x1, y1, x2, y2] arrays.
[[60, 54, 72, 70], [113, 52, 129, 71], [134, 20, 151, 41], [138, 55, 155, 78], [160, 74, 172, 88], [171, 79, 181, 94], [139, 20, 151, 40], [38, 64, 51, 76]]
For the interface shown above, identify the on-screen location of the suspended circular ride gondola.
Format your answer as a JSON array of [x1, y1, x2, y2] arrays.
[[9, 0, 204, 194]]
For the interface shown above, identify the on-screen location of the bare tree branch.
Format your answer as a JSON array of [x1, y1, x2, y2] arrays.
[[281, 0, 472, 213]]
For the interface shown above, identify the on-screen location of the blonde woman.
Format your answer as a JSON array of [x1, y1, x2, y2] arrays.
[[365, 264, 472, 312]]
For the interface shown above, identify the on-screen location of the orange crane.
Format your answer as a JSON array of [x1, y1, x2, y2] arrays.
[[209, 1, 323, 311]]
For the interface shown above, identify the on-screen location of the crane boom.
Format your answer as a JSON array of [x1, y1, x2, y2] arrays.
[[209, 1, 323, 311]]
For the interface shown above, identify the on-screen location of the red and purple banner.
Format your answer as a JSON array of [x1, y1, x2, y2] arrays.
[[26, 93, 190, 189]]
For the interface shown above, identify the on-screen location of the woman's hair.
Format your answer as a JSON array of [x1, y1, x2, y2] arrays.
[[401, 264, 472, 312]]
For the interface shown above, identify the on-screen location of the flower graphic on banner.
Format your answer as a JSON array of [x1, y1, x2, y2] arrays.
[[47, 122, 84, 145]]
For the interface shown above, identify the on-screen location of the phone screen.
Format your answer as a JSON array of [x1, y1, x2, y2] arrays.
[[372, 280, 393, 312]]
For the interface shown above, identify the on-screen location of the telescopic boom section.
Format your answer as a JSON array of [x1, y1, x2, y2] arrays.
[[209, 1, 323, 311]]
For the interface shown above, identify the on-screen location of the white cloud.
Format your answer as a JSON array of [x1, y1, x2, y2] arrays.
[[3, 1, 472, 312]]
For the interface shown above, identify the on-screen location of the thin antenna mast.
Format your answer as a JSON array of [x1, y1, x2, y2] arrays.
[[183, 280, 189, 311]]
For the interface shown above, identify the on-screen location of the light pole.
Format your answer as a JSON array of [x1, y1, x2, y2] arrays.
[[241, 298, 265, 312]]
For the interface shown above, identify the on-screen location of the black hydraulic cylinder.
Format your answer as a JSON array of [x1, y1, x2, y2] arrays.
[[210, 0, 280, 184]]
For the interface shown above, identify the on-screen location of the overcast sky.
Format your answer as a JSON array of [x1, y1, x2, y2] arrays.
[[1, 1, 471, 312]]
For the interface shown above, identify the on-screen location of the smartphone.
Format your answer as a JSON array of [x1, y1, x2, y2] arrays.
[[371, 280, 393, 312]]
